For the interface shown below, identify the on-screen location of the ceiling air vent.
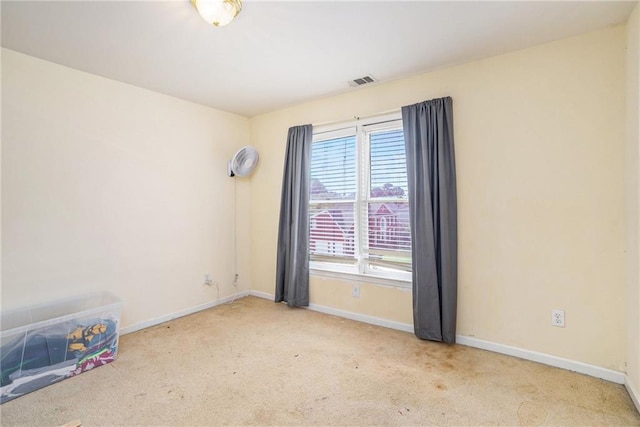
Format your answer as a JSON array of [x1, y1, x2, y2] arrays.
[[348, 75, 376, 87]]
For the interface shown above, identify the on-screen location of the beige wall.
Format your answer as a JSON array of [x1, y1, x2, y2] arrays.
[[250, 26, 628, 370], [1, 48, 251, 329], [1, 21, 633, 377], [626, 2, 640, 400]]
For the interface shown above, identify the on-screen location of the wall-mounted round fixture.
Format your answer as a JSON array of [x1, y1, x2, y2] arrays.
[[228, 146, 259, 177], [191, 0, 242, 27]]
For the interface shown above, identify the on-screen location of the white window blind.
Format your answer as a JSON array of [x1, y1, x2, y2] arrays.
[[364, 126, 411, 276], [309, 133, 357, 266]]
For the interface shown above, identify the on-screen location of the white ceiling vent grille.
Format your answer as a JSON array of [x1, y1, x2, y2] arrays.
[[348, 75, 376, 87]]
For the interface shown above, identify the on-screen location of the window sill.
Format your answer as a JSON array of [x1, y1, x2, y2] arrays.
[[310, 268, 411, 289]]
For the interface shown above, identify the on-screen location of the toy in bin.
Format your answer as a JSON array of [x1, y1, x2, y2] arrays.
[[1, 318, 119, 403]]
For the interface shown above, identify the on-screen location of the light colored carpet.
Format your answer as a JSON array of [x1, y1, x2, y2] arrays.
[[1, 296, 638, 426]]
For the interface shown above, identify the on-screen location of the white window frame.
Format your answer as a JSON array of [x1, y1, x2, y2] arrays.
[[309, 113, 411, 287]]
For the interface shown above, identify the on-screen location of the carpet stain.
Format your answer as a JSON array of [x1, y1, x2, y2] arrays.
[[434, 381, 448, 391], [517, 400, 548, 426], [516, 384, 539, 395], [440, 361, 455, 371], [252, 408, 275, 424]]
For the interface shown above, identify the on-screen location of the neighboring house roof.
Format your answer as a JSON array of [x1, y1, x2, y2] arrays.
[[371, 203, 410, 227], [310, 209, 353, 236], [311, 202, 410, 236]]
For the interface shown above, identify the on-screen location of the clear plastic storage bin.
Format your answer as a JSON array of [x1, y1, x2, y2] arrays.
[[0, 292, 122, 403]]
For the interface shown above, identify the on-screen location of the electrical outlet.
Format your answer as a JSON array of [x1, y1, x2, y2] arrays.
[[552, 309, 565, 327], [204, 274, 213, 286], [352, 284, 360, 298]]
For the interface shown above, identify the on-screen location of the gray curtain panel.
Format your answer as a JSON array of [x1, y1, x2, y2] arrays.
[[402, 97, 458, 344], [275, 124, 313, 307]]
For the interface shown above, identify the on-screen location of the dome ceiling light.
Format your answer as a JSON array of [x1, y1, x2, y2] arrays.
[[191, 0, 242, 27]]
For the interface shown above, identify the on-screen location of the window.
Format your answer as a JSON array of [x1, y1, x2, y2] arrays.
[[309, 114, 411, 283]]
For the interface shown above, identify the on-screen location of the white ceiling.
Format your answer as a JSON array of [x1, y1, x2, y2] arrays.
[[1, 1, 637, 117]]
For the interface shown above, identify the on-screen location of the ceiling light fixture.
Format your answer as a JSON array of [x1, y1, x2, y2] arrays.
[[191, 0, 242, 27]]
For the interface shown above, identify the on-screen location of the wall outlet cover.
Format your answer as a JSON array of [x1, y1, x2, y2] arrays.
[[352, 284, 360, 298], [552, 309, 565, 327]]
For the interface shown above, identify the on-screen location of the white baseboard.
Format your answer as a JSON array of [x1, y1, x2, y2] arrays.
[[249, 290, 274, 301], [249, 290, 414, 332], [119, 290, 250, 335], [307, 302, 414, 333], [455, 335, 625, 384], [625, 375, 640, 413], [248, 290, 625, 385]]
